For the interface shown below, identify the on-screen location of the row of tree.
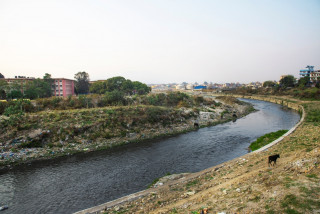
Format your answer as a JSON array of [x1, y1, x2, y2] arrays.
[[0, 73, 53, 99], [263, 75, 319, 89], [89, 76, 151, 95], [0, 72, 151, 100]]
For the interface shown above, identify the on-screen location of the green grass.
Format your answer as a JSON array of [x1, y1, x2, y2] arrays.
[[306, 174, 318, 179], [249, 130, 288, 151], [304, 103, 320, 124], [186, 179, 199, 188], [280, 193, 320, 213]]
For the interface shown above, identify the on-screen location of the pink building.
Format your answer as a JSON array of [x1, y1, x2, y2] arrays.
[[52, 78, 75, 97]]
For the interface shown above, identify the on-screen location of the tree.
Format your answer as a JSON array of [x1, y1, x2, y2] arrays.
[[0, 80, 8, 99], [6, 81, 23, 99], [280, 75, 295, 88], [105, 76, 127, 92], [24, 78, 52, 99], [297, 76, 310, 88], [7, 90, 23, 99], [104, 90, 126, 105], [0, 73, 4, 79], [90, 81, 106, 94], [132, 81, 151, 95], [263, 81, 276, 88], [42, 73, 53, 96], [74, 71, 90, 94], [89, 76, 150, 95]]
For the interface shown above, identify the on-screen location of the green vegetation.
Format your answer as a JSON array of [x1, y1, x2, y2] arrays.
[[249, 130, 288, 151], [90, 76, 150, 95], [0, 89, 252, 168], [148, 172, 172, 188], [279, 75, 295, 89], [303, 103, 320, 124], [0, 91, 218, 116], [0, 105, 196, 148], [0, 73, 53, 100], [74, 71, 90, 94], [225, 73, 320, 100], [186, 179, 199, 188], [280, 193, 320, 214]]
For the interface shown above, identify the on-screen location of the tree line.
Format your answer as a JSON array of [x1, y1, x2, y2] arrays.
[[230, 75, 320, 99], [0, 72, 150, 100], [263, 75, 319, 89]]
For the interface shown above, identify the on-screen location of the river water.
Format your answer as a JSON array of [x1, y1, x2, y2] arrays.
[[0, 99, 300, 214]]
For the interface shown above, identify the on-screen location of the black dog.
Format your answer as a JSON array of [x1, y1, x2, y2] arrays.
[[268, 154, 280, 166]]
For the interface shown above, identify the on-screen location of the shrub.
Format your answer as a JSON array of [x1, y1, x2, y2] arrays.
[[3, 99, 34, 116], [0, 101, 8, 114]]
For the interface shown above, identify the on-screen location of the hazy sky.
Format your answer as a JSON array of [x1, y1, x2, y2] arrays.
[[1, 0, 320, 84]]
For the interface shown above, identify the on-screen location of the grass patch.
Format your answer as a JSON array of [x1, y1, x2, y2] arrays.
[[281, 193, 320, 213], [186, 180, 199, 188], [147, 172, 172, 188], [249, 130, 288, 151], [306, 174, 318, 179]]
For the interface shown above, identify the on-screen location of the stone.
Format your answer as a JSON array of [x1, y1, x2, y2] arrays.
[[184, 190, 195, 196], [236, 188, 240, 193]]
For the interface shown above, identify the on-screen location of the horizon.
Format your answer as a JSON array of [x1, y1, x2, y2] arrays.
[[1, 0, 320, 84]]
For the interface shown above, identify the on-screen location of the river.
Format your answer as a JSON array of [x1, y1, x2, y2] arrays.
[[0, 99, 300, 214]]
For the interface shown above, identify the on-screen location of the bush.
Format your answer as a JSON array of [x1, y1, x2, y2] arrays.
[[3, 99, 34, 116], [98, 91, 126, 106], [0, 101, 8, 114], [146, 107, 167, 123]]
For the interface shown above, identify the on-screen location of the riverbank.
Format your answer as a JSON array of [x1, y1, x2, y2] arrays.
[[78, 95, 320, 214], [0, 96, 254, 170]]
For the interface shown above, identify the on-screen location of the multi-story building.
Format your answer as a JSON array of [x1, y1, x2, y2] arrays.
[[52, 78, 75, 97], [300, 65, 314, 78], [3, 76, 75, 97], [299, 65, 320, 85], [3, 76, 35, 93], [310, 70, 320, 84]]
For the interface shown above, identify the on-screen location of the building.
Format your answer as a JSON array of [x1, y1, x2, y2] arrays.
[[299, 65, 320, 85], [310, 70, 320, 84], [175, 84, 185, 90], [300, 65, 314, 78], [194, 85, 207, 90], [52, 78, 75, 97], [186, 84, 194, 90], [3, 76, 35, 93], [4, 76, 35, 84]]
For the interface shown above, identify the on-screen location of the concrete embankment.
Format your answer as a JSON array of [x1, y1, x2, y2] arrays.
[[75, 95, 305, 214]]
